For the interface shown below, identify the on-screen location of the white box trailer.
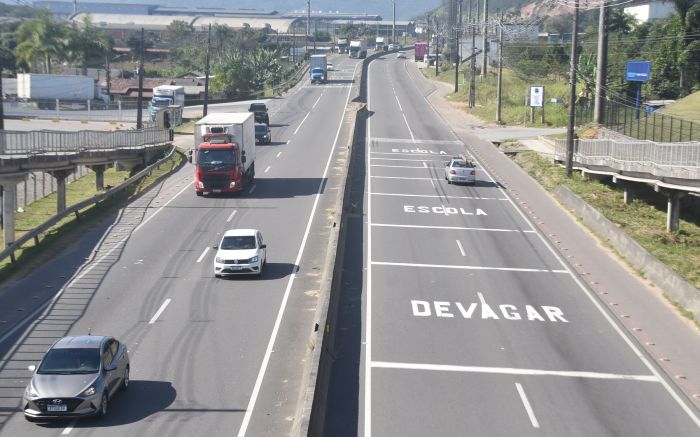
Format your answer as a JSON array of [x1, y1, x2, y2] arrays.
[[16, 73, 95, 100], [194, 112, 255, 170]]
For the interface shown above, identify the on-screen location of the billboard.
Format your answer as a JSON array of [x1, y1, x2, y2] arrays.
[[530, 86, 544, 107], [626, 61, 651, 82]]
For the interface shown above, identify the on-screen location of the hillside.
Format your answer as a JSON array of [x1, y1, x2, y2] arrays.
[[659, 91, 700, 123]]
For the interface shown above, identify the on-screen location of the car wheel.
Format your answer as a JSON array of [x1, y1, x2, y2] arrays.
[[120, 366, 129, 391], [447, 179, 452, 184], [196, 192, 203, 197], [215, 273, 221, 278], [97, 393, 108, 418]]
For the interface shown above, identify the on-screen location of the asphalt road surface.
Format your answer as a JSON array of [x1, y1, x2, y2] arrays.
[[0, 55, 360, 436], [323, 54, 700, 435]]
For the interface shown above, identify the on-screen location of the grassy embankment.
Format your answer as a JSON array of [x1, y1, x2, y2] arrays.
[[0, 150, 186, 279], [422, 65, 700, 312]]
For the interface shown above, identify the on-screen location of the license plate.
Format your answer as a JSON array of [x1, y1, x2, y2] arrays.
[[47, 404, 68, 412], [213, 189, 222, 193], [229, 266, 243, 271]]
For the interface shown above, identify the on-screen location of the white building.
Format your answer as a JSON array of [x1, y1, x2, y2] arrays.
[[624, 1, 676, 23]]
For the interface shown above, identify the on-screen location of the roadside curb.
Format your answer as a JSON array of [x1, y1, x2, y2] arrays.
[[555, 185, 700, 323]]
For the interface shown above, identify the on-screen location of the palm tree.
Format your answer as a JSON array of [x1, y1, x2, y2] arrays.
[[66, 14, 110, 75], [14, 10, 66, 73], [212, 24, 234, 63], [608, 8, 636, 35]]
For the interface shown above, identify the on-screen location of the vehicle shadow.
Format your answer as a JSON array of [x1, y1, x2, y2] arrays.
[[326, 79, 355, 85], [216, 262, 298, 281], [255, 140, 286, 147]]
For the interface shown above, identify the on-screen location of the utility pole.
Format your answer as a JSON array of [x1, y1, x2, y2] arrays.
[[136, 27, 144, 130], [454, 0, 463, 93], [203, 23, 211, 117], [594, 4, 608, 124], [481, 0, 488, 77], [435, 29, 440, 76], [566, 0, 580, 177], [392, 0, 396, 44], [496, 10, 503, 123], [105, 50, 111, 103], [469, 12, 477, 107], [306, 0, 311, 58], [0, 61, 5, 130], [313, 21, 317, 54]]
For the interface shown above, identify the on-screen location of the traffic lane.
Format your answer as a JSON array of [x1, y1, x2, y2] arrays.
[[371, 369, 698, 436], [371, 226, 563, 271], [369, 265, 654, 377], [385, 58, 457, 143], [371, 190, 531, 232]]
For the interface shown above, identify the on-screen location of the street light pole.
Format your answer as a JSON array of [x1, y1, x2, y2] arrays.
[[203, 24, 211, 117], [566, 0, 580, 177], [136, 27, 144, 130]]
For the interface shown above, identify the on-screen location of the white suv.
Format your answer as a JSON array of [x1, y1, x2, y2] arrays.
[[213, 229, 267, 277]]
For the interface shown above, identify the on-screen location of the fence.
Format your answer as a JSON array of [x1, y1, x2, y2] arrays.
[[0, 126, 169, 155], [575, 100, 699, 142], [554, 138, 700, 181], [3, 99, 149, 122]]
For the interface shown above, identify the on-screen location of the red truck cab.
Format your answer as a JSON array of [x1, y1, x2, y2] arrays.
[[194, 133, 250, 195]]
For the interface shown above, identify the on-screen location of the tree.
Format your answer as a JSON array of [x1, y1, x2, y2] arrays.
[[164, 20, 194, 45], [608, 8, 636, 35], [249, 48, 283, 87], [672, 0, 696, 25], [125, 30, 154, 62], [211, 52, 254, 98], [14, 10, 66, 73], [66, 14, 110, 75]]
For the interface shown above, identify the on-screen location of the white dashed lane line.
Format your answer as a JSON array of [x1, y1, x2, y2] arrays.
[[226, 210, 238, 222], [276, 152, 282, 158], [265, 166, 271, 173], [148, 298, 172, 325], [515, 383, 540, 429], [248, 185, 257, 194], [196, 247, 209, 263], [456, 240, 466, 257]]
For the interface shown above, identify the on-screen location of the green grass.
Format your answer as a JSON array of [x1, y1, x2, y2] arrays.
[[174, 118, 197, 135], [513, 151, 700, 291], [422, 66, 571, 127], [0, 150, 186, 280], [659, 91, 700, 123]]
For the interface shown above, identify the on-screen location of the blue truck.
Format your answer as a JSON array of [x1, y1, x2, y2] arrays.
[[310, 55, 328, 84]]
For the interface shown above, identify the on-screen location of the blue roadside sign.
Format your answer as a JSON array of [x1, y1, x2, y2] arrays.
[[626, 61, 651, 82]]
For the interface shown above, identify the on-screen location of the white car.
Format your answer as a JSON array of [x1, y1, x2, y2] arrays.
[[388, 43, 397, 50], [327, 63, 334, 71], [397, 51, 406, 59], [213, 229, 267, 277], [444, 156, 477, 185]]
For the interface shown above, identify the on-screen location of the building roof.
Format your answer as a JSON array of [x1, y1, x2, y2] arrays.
[[191, 16, 297, 32], [72, 12, 197, 31]]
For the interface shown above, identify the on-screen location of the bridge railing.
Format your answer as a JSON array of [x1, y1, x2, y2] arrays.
[[554, 138, 700, 181], [0, 127, 170, 155]]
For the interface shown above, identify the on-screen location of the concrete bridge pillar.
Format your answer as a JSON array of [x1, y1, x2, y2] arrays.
[[89, 165, 107, 191], [0, 175, 26, 249], [50, 169, 74, 214], [666, 191, 684, 233]]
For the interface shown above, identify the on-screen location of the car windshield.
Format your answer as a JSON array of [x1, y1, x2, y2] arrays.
[[255, 125, 267, 133], [38, 348, 101, 374], [198, 149, 236, 167], [221, 235, 256, 250], [451, 160, 467, 168], [250, 104, 265, 111]]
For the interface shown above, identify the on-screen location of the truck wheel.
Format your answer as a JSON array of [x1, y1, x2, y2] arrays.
[[196, 192, 203, 197]]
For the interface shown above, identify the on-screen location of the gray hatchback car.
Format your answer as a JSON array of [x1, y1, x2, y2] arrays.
[[23, 335, 129, 422]]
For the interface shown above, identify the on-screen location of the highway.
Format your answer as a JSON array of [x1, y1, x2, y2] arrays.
[[322, 53, 700, 435], [0, 55, 359, 436]]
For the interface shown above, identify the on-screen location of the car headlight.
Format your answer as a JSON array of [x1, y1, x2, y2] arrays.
[[215, 257, 224, 263], [24, 385, 39, 398], [82, 386, 96, 396], [249, 256, 259, 263], [197, 181, 204, 189], [229, 181, 236, 188]]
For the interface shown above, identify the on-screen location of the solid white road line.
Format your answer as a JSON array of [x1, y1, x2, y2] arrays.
[[371, 192, 507, 200], [133, 180, 193, 233], [237, 60, 361, 437], [276, 151, 282, 158], [371, 137, 463, 145], [515, 383, 541, 429], [456, 239, 466, 256], [293, 111, 312, 135], [370, 164, 426, 169], [248, 184, 257, 194], [371, 175, 438, 180], [264, 166, 271, 173], [196, 247, 209, 263], [372, 223, 535, 233], [371, 157, 443, 162], [371, 261, 568, 274], [365, 59, 375, 437], [148, 298, 172, 325], [226, 210, 238, 223], [61, 421, 76, 435], [370, 361, 659, 382]]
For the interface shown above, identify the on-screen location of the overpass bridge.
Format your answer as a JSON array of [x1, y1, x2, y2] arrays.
[[0, 126, 172, 248]]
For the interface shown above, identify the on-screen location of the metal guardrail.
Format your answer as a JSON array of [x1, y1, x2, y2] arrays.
[[0, 145, 178, 264], [0, 127, 169, 155], [554, 138, 700, 180]]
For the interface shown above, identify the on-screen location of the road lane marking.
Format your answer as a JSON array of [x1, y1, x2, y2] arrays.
[[371, 261, 568, 274], [403, 205, 487, 216], [264, 166, 271, 173], [276, 152, 282, 158], [237, 60, 361, 437], [148, 298, 172, 325], [365, 59, 375, 437], [61, 421, 76, 435], [423, 161, 428, 168], [293, 111, 312, 135], [371, 193, 507, 200], [226, 210, 238, 222], [286, 140, 290, 144], [371, 224, 535, 233], [456, 240, 466, 256], [133, 180, 193, 233], [248, 184, 256, 194], [371, 137, 463, 145], [312, 94, 322, 109], [393, 93, 415, 142], [412, 299, 568, 322], [516, 383, 540, 429], [196, 247, 210, 263], [370, 361, 659, 382], [370, 164, 426, 169], [371, 175, 438, 180], [371, 157, 438, 162]]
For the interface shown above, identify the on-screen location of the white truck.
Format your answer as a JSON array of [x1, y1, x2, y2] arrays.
[[310, 54, 328, 84], [16, 73, 95, 100], [375, 37, 387, 51], [193, 113, 256, 196], [149, 85, 185, 120], [349, 40, 367, 59]]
